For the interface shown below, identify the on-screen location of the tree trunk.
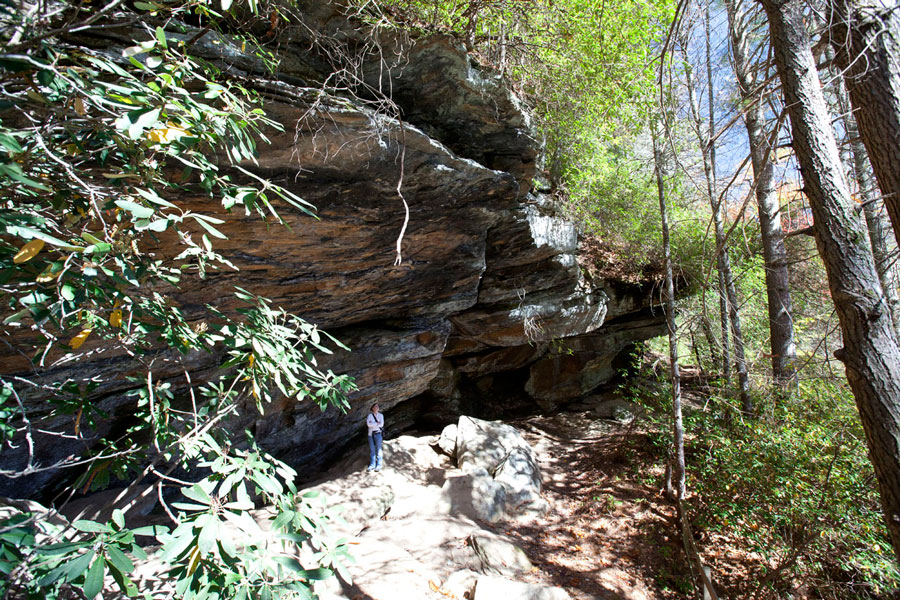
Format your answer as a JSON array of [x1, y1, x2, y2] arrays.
[[682, 6, 752, 411], [725, 0, 797, 388], [704, 0, 733, 389], [717, 268, 732, 384], [828, 0, 900, 249], [701, 300, 721, 369], [761, 0, 900, 562], [826, 42, 900, 335], [655, 121, 720, 599], [653, 124, 686, 502]]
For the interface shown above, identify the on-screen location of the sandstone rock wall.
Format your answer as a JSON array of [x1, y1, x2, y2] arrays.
[[0, 3, 665, 497]]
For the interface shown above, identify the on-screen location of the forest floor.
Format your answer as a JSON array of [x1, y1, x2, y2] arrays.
[[499, 394, 769, 600]]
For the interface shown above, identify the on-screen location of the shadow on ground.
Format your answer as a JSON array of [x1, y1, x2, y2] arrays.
[[499, 414, 695, 600]]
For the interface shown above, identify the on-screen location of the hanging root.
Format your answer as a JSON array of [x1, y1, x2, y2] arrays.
[[393, 136, 408, 266]]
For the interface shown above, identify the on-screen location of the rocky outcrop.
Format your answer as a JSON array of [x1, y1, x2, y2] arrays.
[[469, 530, 534, 576], [473, 576, 573, 600], [0, 3, 665, 498], [436, 416, 547, 522], [302, 425, 564, 600]]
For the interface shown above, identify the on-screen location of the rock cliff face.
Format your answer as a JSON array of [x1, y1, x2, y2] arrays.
[[206, 9, 667, 475], [0, 3, 665, 497]]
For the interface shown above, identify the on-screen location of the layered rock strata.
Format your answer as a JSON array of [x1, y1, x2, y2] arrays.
[[0, 4, 665, 497]]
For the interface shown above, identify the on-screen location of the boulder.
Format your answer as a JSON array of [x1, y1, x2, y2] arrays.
[[312, 538, 443, 600], [302, 472, 394, 537], [442, 569, 480, 599], [456, 416, 532, 474], [593, 398, 638, 423], [436, 423, 458, 458], [492, 447, 548, 516], [439, 468, 507, 523], [468, 531, 533, 576], [451, 416, 546, 520], [473, 576, 572, 600]]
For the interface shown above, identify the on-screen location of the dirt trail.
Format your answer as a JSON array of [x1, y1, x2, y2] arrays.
[[500, 411, 691, 600]]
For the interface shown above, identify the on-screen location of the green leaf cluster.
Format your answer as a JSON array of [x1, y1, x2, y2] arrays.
[[1, 0, 356, 598], [623, 368, 900, 597]]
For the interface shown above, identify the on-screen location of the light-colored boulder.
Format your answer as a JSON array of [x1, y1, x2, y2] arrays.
[[473, 575, 572, 600], [355, 514, 487, 581], [493, 447, 547, 516], [456, 416, 531, 474], [453, 416, 545, 519], [436, 423, 458, 458], [302, 472, 394, 537], [593, 398, 637, 423], [468, 531, 533, 576], [439, 468, 507, 523], [443, 569, 479, 599], [312, 538, 443, 600]]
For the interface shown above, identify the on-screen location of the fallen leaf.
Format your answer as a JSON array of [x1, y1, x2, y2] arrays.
[[14, 239, 44, 264], [70, 328, 92, 349]]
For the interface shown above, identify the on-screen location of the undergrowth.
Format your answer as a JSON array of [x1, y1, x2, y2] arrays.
[[621, 360, 900, 599]]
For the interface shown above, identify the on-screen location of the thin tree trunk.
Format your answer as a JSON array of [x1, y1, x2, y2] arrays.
[[761, 0, 900, 562], [701, 299, 720, 369], [682, 7, 752, 411], [717, 269, 732, 384], [704, 0, 734, 388], [656, 121, 721, 600], [653, 124, 685, 502], [828, 0, 900, 249], [725, 0, 797, 389], [706, 0, 753, 412]]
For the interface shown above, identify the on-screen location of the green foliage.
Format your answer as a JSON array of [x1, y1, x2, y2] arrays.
[[372, 0, 673, 125], [1, 0, 356, 597], [2, 511, 157, 599], [689, 382, 899, 596], [155, 438, 352, 600], [623, 366, 899, 597]]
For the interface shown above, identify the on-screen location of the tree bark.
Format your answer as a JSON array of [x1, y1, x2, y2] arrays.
[[761, 0, 900, 562], [826, 42, 900, 335], [725, 0, 798, 388], [828, 0, 900, 249], [653, 124, 685, 502]]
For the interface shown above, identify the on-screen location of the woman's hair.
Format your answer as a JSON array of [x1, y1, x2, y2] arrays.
[[370, 403, 379, 412]]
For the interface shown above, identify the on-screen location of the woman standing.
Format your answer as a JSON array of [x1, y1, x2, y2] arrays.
[[366, 403, 384, 472]]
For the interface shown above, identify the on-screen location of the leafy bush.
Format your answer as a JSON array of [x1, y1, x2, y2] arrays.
[[623, 364, 899, 597], [687, 381, 899, 597], [1, 0, 355, 597]]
